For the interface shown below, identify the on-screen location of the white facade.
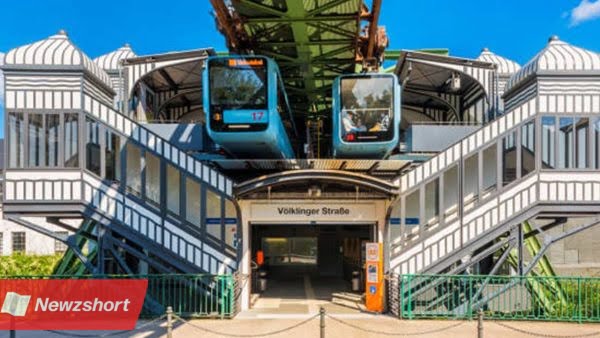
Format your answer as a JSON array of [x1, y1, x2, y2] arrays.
[[0, 210, 72, 256]]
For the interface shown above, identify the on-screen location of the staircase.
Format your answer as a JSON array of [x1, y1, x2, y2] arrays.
[[4, 95, 237, 275]]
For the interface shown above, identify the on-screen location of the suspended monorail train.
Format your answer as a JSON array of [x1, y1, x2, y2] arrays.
[[331, 73, 401, 158], [203, 56, 297, 159]]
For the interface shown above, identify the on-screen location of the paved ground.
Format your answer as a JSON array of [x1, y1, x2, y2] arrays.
[[6, 317, 600, 338]]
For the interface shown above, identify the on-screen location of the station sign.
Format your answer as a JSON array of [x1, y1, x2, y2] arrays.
[[365, 242, 384, 313], [249, 203, 378, 223]]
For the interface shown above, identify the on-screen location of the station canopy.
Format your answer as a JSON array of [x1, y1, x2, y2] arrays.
[[395, 51, 497, 125]]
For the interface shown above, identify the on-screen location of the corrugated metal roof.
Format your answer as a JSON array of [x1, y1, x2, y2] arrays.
[[506, 36, 600, 92], [94, 44, 136, 71], [3, 30, 113, 89], [477, 48, 520, 76]]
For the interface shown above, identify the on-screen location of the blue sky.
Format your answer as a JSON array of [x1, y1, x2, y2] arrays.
[[1, 0, 600, 136]]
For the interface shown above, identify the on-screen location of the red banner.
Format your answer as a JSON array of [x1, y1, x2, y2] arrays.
[[0, 279, 148, 330]]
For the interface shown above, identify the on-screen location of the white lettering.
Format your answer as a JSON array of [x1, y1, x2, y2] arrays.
[[34, 298, 132, 312]]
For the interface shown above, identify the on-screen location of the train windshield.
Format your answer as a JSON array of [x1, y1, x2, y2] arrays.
[[340, 76, 394, 142], [209, 58, 268, 109]]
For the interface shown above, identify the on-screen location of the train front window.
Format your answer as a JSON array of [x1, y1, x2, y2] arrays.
[[340, 76, 394, 142], [209, 59, 267, 110]]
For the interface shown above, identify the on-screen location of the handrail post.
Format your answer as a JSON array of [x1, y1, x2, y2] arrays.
[[578, 277, 582, 324], [320, 306, 326, 338], [477, 309, 484, 338], [166, 306, 173, 338]]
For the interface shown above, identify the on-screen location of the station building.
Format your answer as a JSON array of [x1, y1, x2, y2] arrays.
[[2, 29, 600, 315]]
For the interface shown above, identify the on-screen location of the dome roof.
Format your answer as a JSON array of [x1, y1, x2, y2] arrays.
[[3, 30, 112, 88], [94, 44, 136, 71], [477, 48, 520, 76], [506, 36, 600, 92]]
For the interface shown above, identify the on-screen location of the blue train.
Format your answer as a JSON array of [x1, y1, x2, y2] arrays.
[[203, 56, 297, 159], [331, 73, 400, 159]]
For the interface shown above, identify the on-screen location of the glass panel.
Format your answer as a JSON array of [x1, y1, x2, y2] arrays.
[[503, 131, 517, 186], [64, 113, 79, 167], [463, 154, 479, 208], [595, 118, 600, 169], [126, 143, 142, 195], [542, 116, 555, 169], [521, 121, 535, 176], [206, 189, 221, 240], [424, 179, 439, 226], [558, 117, 574, 169], [46, 114, 60, 167], [28, 114, 44, 167], [225, 199, 237, 248], [209, 58, 267, 109], [405, 190, 420, 228], [262, 237, 317, 266], [86, 118, 101, 175], [186, 178, 201, 225], [340, 76, 395, 142], [166, 164, 180, 214], [443, 165, 459, 222], [105, 131, 121, 182], [575, 118, 589, 169], [8, 113, 25, 168], [145, 152, 160, 204], [482, 144, 497, 195]]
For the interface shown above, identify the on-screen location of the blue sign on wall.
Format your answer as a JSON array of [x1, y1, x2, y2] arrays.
[[390, 218, 419, 225], [206, 218, 237, 225]]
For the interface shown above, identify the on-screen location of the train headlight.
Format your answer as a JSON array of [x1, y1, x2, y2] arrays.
[[214, 113, 222, 121]]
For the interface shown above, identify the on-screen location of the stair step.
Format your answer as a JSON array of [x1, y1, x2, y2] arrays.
[[331, 292, 363, 302]]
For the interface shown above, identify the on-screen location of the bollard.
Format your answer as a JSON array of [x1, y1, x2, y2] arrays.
[[167, 306, 173, 338], [10, 314, 16, 338], [10, 329, 15, 338], [477, 309, 484, 338], [320, 306, 326, 338]]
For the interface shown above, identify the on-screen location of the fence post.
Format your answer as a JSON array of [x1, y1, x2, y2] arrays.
[[477, 309, 484, 338], [578, 277, 582, 324], [320, 306, 326, 338], [167, 306, 173, 338], [10, 313, 15, 338]]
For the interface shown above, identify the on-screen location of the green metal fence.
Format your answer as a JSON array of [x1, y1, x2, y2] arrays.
[[2, 274, 238, 319], [398, 274, 600, 322]]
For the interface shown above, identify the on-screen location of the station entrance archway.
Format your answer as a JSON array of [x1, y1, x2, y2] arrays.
[[238, 200, 390, 314]]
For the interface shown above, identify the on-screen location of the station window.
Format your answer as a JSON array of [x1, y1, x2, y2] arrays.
[[12, 232, 26, 253], [521, 121, 535, 176], [482, 144, 497, 196], [126, 142, 142, 195], [166, 164, 180, 214], [575, 118, 589, 169], [28, 114, 44, 167], [558, 117, 574, 169], [424, 179, 439, 226], [463, 154, 479, 209], [54, 231, 68, 253], [186, 178, 201, 225], [145, 152, 161, 204], [7, 112, 25, 168], [443, 165, 459, 222], [595, 118, 600, 169], [86, 118, 101, 175], [541, 116, 556, 169], [46, 114, 60, 167], [105, 131, 121, 182], [206, 189, 222, 240], [64, 113, 80, 167], [225, 199, 237, 248], [405, 190, 420, 229], [502, 131, 517, 186]]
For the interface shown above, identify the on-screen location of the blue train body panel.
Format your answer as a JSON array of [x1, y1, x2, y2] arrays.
[[332, 73, 401, 159], [203, 56, 296, 159]]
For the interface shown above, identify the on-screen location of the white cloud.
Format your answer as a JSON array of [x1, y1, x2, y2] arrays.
[[570, 0, 600, 26]]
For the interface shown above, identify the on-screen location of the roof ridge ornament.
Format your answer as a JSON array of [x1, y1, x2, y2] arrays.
[[548, 35, 561, 44], [57, 29, 68, 36]]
